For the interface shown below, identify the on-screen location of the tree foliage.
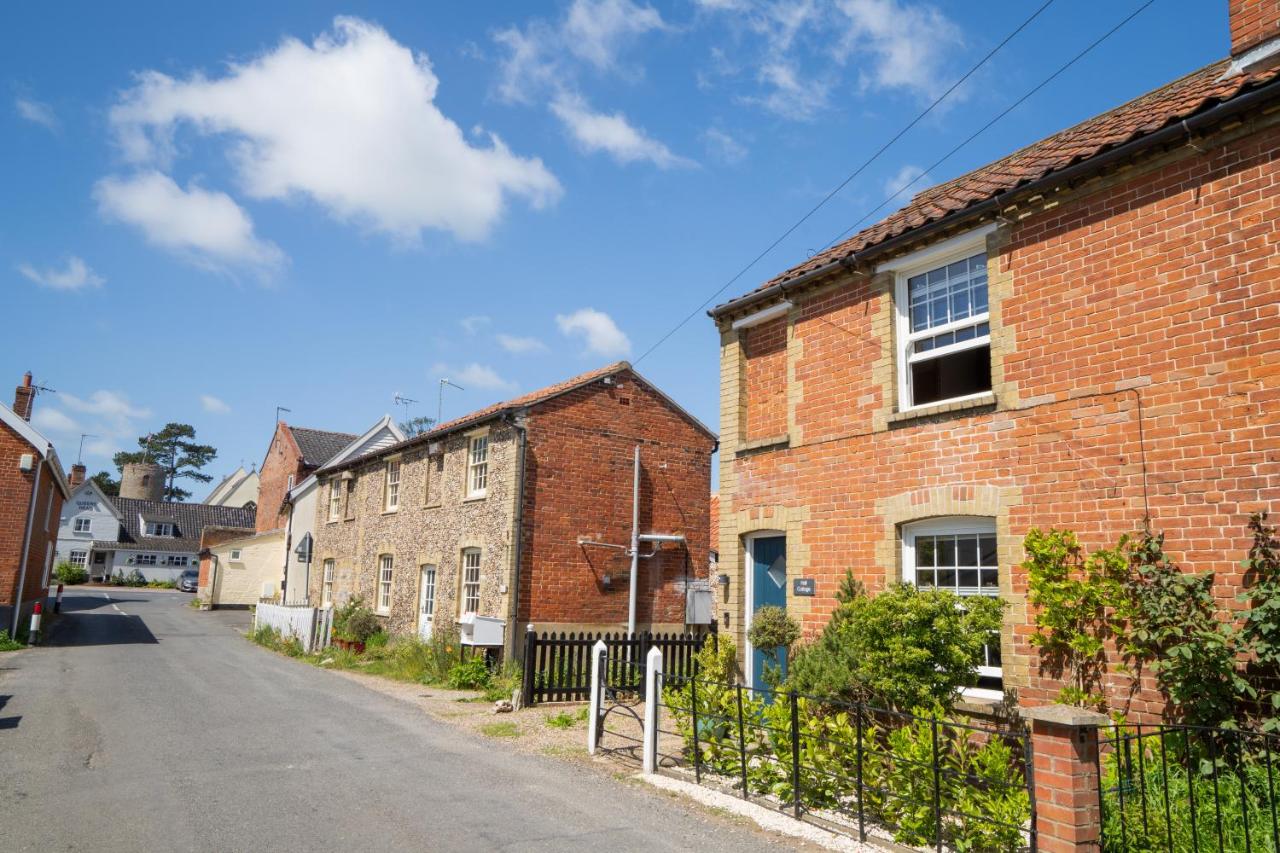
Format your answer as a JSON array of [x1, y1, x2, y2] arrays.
[[114, 422, 217, 502], [89, 470, 119, 496], [786, 583, 1004, 712], [399, 416, 436, 437]]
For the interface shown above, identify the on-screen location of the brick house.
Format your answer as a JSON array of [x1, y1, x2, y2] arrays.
[[0, 373, 70, 637], [310, 362, 716, 659], [710, 2, 1280, 710]]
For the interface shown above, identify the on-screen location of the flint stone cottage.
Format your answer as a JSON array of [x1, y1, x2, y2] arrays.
[[0, 373, 70, 636], [310, 362, 717, 660], [711, 2, 1280, 711]]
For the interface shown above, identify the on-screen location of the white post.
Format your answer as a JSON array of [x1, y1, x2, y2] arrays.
[[643, 645, 663, 774], [627, 445, 640, 636], [586, 639, 608, 755]]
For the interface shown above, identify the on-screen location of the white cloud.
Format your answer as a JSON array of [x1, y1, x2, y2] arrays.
[[32, 408, 80, 435], [460, 315, 492, 335], [564, 0, 665, 70], [15, 96, 58, 130], [200, 394, 231, 414], [17, 256, 105, 291], [835, 0, 962, 99], [752, 61, 830, 120], [431, 362, 517, 392], [109, 16, 561, 244], [94, 171, 285, 275], [496, 333, 547, 354], [702, 127, 748, 165], [883, 164, 928, 200], [556, 308, 631, 358], [34, 390, 152, 462], [550, 94, 693, 169]]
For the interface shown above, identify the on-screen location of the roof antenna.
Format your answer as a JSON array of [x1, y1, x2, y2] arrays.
[[77, 434, 98, 465], [275, 406, 291, 425], [393, 392, 419, 424], [437, 379, 464, 424]]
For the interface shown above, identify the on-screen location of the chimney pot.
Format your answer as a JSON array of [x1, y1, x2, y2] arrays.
[[13, 372, 35, 421], [69, 464, 87, 489]]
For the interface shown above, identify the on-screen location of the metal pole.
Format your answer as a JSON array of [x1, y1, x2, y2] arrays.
[[627, 445, 640, 636]]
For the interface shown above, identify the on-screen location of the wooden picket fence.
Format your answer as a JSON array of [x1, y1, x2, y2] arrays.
[[521, 629, 713, 706]]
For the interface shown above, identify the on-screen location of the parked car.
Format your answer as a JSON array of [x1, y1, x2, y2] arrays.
[[177, 569, 199, 593]]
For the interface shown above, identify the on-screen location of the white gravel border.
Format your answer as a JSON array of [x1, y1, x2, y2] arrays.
[[639, 772, 879, 851]]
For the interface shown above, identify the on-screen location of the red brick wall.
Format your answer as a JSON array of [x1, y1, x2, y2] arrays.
[[725, 121, 1280, 718], [256, 425, 305, 533], [1230, 0, 1280, 54], [741, 317, 788, 441], [0, 420, 63, 624], [518, 370, 716, 630]]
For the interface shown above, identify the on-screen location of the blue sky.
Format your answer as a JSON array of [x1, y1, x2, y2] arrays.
[[1, 0, 1227, 492]]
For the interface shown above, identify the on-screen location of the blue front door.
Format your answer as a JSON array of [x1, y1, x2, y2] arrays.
[[750, 535, 787, 691]]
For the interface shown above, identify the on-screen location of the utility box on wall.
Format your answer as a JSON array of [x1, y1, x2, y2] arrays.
[[458, 614, 505, 646], [686, 588, 714, 625]]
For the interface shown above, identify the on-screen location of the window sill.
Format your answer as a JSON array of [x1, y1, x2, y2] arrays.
[[423, 502, 442, 510], [888, 392, 996, 428], [735, 433, 790, 457], [382, 508, 399, 516], [463, 493, 487, 503]]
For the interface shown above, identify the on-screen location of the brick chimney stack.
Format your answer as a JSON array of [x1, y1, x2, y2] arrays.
[[1230, 0, 1280, 56], [13, 372, 35, 421], [69, 464, 87, 489]]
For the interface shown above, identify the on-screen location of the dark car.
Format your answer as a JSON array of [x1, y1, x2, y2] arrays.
[[177, 569, 199, 593]]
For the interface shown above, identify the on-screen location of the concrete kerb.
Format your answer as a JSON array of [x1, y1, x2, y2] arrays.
[[640, 772, 879, 852]]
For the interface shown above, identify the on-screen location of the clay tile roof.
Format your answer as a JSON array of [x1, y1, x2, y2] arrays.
[[716, 58, 1280, 313], [288, 426, 358, 468]]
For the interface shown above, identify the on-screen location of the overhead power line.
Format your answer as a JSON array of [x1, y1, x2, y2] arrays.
[[635, 0, 1155, 366]]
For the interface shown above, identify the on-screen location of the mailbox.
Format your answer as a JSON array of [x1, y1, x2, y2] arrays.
[[458, 613, 505, 647]]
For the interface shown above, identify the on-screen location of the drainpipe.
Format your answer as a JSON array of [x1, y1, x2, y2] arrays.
[[507, 415, 528, 661], [12, 457, 43, 637], [282, 493, 294, 603], [627, 445, 640, 636]]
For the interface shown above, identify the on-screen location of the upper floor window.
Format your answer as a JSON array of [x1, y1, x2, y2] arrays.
[[886, 228, 994, 410], [461, 548, 481, 614], [467, 436, 488, 498], [384, 461, 401, 512], [145, 522, 174, 537], [74, 517, 92, 534], [328, 480, 342, 521], [901, 517, 1001, 693], [229, 549, 242, 562], [377, 554, 394, 613]]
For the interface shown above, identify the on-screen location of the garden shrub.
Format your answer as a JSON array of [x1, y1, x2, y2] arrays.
[[446, 655, 491, 689], [0, 630, 24, 651], [786, 583, 1003, 712], [365, 630, 390, 651], [53, 561, 89, 585], [332, 597, 380, 644], [747, 605, 800, 687]]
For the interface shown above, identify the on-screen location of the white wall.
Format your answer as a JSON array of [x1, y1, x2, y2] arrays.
[[284, 482, 318, 604], [54, 485, 119, 570]]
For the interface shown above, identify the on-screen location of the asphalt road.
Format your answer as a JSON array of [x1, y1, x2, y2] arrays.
[[0, 591, 794, 852]]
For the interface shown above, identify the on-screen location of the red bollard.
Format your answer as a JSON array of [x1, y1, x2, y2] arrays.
[[29, 601, 42, 645], [54, 583, 64, 614]]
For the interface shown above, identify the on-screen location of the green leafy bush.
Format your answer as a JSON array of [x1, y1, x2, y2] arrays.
[[0, 630, 24, 651], [482, 661, 522, 702], [446, 655, 491, 689], [545, 711, 577, 729], [786, 583, 1003, 712], [365, 630, 390, 650], [331, 597, 381, 644], [747, 605, 800, 687], [53, 561, 89, 585]]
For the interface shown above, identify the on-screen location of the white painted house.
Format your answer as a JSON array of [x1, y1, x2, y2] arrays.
[[55, 481, 256, 582], [204, 466, 260, 508]]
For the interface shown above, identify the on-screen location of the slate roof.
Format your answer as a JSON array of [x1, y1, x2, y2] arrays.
[[99, 497, 256, 553], [716, 57, 1280, 314], [289, 426, 358, 468]]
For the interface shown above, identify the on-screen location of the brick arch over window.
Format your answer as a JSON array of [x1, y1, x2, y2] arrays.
[[874, 483, 1030, 693]]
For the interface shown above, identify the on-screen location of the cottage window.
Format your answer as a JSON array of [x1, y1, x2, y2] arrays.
[[384, 461, 401, 512], [70, 550, 88, 567], [328, 480, 342, 521], [884, 227, 995, 410], [322, 559, 334, 606], [901, 517, 1001, 693], [136, 554, 158, 566], [74, 517, 92, 534], [145, 522, 174, 537], [229, 549, 242, 562], [461, 549, 481, 615], [163, 555, 188, 567], [420, 564, 436, 623], [467, 436, 488, 498], [377, 554, 394, 613], [344, 479, 357, 520]]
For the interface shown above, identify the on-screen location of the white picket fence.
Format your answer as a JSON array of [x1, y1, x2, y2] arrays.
[[254, 602, 332, 654]]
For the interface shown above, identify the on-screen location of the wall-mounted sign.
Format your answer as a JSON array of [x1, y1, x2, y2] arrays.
[[793, 578, 816, 597]]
